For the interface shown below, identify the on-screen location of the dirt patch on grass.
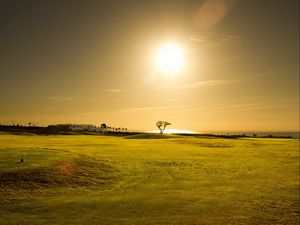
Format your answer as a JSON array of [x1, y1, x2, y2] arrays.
[[0, 158, 119, 190]]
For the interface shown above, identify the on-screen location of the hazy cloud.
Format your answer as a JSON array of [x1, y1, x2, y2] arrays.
[[190, 32, 240, 48], [173, 102, 297, 115], [104, 89, 124, 93], [164, 97, 183, 102], [177, 80, 238, 90], [48, 96, 73, 102], [114, 106, 168, 113]]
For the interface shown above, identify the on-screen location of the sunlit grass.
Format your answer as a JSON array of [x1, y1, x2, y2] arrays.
[[0, 133, 299, 225]]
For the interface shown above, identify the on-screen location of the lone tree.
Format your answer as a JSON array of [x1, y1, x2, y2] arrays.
[[156, 121, 171, 134], [100, 123, 107, 134], [100, 123, 107, 129]]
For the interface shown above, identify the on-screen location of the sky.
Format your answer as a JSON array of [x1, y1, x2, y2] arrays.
[[0, 0, 299, 132]]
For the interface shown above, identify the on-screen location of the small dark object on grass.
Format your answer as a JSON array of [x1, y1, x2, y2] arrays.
[[16, 155, 24, 164]]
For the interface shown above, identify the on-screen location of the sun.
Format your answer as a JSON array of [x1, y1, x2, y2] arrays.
[[155, 43, 185, 75]]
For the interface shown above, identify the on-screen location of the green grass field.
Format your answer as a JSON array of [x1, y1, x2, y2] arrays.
[[0, 133, 299, 225]]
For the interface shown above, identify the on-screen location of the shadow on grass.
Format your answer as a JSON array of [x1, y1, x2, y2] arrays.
[[0, 157, 119, 190], [171, 139, 234, 148], [124, 134, 179, 139]]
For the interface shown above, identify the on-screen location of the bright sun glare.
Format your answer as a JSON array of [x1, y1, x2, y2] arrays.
[[155, 43, 185, 75]]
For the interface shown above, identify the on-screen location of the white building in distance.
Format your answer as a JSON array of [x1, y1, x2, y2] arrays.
[[70, 124, 97, 131]]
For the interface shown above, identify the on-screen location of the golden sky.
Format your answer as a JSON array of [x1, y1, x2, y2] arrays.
[[0, 0, 299, 132]]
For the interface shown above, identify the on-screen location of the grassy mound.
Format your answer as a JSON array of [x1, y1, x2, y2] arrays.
[[0, 157, 118, 190], [124, 133, 178, 139]]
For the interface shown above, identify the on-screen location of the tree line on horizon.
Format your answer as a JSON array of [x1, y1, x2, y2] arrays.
[[0, 121, 172, 134]]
